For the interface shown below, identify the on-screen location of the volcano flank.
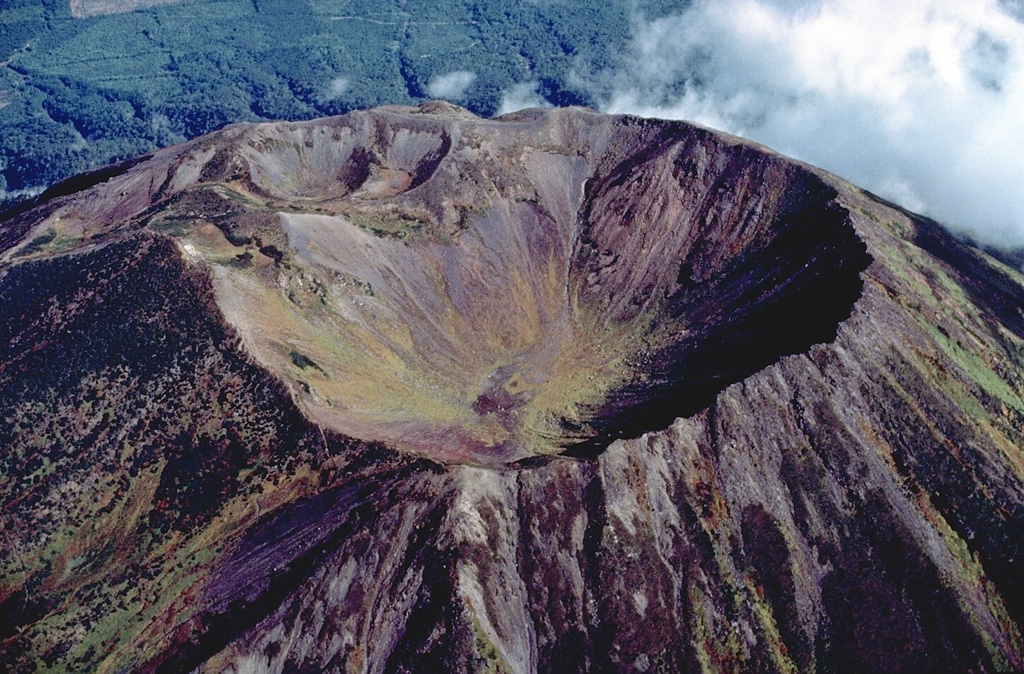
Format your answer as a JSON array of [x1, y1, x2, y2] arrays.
[[2, 103, 1024, 673]]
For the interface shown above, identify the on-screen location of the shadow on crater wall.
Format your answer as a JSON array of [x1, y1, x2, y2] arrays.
[[563, 136, 872, 457]]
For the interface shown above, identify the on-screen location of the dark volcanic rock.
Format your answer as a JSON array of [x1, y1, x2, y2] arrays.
[[2, 103, 1024, 672]]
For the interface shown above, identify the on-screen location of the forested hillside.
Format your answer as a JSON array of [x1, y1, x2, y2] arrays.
[[0, 0, 677, 204]]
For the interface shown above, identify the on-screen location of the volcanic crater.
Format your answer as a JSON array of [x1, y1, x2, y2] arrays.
[[6, 103, 870, 465], [7, 103, 1024, 674]]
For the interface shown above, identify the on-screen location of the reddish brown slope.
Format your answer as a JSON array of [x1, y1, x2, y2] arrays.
[[1, 103, 1023, 672]]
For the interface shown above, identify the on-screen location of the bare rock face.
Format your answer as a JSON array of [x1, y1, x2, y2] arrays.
[[2, 103, 1024, 673]]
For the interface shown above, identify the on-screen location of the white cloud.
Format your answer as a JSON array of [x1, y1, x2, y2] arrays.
[[496, 81, 551, 115], [0, 185, 43, 202], [598, 0, 1024, 248], [322, 77, 349, 102], [426, 71, 476, 100]]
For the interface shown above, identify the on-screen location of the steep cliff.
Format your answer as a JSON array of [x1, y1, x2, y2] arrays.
[[2, 103, 1023, 672]]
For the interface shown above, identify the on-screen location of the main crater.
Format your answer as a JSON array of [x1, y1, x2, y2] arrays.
[[39, 103, 870, 464]]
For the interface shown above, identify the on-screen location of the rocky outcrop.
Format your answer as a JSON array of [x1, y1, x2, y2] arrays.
[[2, 103, 1023, 672]]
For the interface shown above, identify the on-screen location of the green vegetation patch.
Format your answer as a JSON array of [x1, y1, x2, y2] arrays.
[[347, 210, 424, 238], [18, 227, 57, 255], [919, 315, 1024, 414], [1, 0, 681, 205]]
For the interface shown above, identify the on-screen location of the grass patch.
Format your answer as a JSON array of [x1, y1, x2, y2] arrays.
[[470, 615, 511, 674], [347, 211, 424, 238], [18, 228, 56, 255], [918, 316, 1024, 413]]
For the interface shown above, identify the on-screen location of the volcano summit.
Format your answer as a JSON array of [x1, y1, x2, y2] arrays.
[[2, 104, 1024, 673], [3, 103, 869, 465]]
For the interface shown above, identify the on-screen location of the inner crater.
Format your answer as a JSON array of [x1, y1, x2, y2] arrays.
[[176, 109, 870, 465]]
